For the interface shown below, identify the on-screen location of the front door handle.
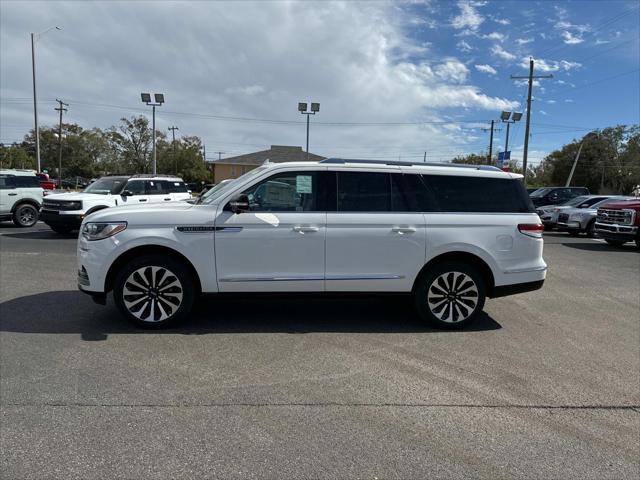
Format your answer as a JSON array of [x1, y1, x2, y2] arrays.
[[8, 193, 18, 196], [139, 199, 147, 202], [164, 198, 171, 201], [392, 227, 416, 234], [293, 225, 319, 234]]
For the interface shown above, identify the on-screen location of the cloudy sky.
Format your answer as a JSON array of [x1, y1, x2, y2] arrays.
[[1, 0, 638, 165]]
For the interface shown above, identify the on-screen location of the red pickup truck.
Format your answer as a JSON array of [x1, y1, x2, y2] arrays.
[[35, 172, 57, 191], [595, 199, 640, 248]]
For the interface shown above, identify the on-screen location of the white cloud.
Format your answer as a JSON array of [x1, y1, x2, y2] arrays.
[[491, 44, 516, 61], [564, 99, 574, 103], [452, 1, 485, 31], [483, 32, 506, 42], [522, 58, 581, 72], [456, 40, 473, 52], [595, 39, 610, 45], [224, 85, 265, 96], [561, 31, 584, 45], [539, 110, 548, 116], [435, 59, 469, 83], [475, 64, 497, 75], [516, 37, 533, 45], [493, 17, 510, 25], [546, 99, 556, 104]]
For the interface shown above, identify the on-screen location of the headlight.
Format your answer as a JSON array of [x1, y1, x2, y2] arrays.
[[66, 201, 83, 210], [81, 222, 127, 241]]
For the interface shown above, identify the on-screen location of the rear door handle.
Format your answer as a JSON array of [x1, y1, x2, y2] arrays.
[[293, 225, 319, 234], [392, 227, 416, 234], [164, 198, 171, 201], [139, 199, 147, 202]]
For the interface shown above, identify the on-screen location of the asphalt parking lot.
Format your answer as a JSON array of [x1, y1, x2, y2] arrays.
[[1, 223, 638, 479]]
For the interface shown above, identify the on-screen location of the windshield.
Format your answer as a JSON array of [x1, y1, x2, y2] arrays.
[[83, 177, 128, 195], [201, 166, 270, 204], [530, 188, 552, 198], [561, 195, 590, 206]]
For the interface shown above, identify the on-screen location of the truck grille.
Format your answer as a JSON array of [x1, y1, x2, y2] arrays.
[[558, 213, 569, 223], [43, 199, 82, 211], [597, 208, 633, 226]]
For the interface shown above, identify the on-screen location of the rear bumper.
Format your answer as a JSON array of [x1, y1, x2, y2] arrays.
[[41, 210, 84, 228], [490, 279, 545, 298]]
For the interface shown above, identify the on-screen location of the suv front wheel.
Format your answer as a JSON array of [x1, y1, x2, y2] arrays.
[[12, 203, 39, 227], [414, 262, 486, 329], [114, 255, 195, 328]]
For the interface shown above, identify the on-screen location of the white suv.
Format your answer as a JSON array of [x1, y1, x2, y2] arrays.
[[77, 160, 546, 329], [0, 170, 44, 227], [42, 175, 191, 233]]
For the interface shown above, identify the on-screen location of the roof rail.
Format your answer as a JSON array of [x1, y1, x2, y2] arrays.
[[129, 174, 183, 178], [319, 158, 501, 171]]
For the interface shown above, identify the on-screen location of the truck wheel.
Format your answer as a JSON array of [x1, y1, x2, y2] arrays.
[[605, 239, 625, 247], [12, 203, 38, 227], [414, 262, 486, 329], [635, 233, 640, 250], [567, 230, 580, 237], [586, 220, 596, 238], [114, 254, 195, 329]]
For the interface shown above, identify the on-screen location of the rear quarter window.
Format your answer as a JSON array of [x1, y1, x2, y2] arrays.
[[423, 175, 534, 213], [14, 176, 42, 188]]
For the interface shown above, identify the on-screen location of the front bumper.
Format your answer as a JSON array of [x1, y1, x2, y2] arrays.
[[41, 210, 84, 228], [557, 220, 583, 231], [595, 222, 638, 242]]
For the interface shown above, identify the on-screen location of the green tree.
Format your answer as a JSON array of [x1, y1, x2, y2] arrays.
[[451, 152, 492, 165], [157, 135, 209, 182], [107, 116, 165, 174], [0, 143, 34, 170]]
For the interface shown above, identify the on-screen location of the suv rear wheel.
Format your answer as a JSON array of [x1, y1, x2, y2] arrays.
[[12, 203, 38, 227], [605, 239, 625, 247], [114, 254, 195, 328], [414, 261, 486, 329]]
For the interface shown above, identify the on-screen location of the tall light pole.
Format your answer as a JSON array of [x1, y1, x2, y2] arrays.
[[168, 125, 179, 174], [500, 111, 523, 154], [141, 93, 164, 174], [298, 102, 320, 161], [55, 99, 68, 187], [31, 26, 61, 173]]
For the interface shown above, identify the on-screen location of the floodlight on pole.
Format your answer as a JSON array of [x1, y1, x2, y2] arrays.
[[500, 111, 523, 155], [299, 101, 320, 161], [31, 25, 62, 173], [141, 92, 165, 175]]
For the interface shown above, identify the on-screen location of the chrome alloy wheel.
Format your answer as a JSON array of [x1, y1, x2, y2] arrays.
[[427, 271, 479, 323], [122, 266, 184, 322]]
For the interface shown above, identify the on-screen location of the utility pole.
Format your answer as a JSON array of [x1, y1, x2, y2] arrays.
[[565, 142, 584, 187], [31, 33, 40, 173], [213, 151, 225, 161], [511, 58, 552, 185], [55, 99, 68, 187], [481, 121, 501, 164], [423, 151, 426, 162], [168, 126, 179, 174]]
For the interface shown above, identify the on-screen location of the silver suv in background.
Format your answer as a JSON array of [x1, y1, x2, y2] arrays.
[[557, 196, 635, 236], [0, 170, 44, 227]]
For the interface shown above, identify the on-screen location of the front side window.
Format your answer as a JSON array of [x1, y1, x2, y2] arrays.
[[145, 181, 164, 195], [124, 180, 146, 195], [241, 171, 320, 212], [337, 172, 390, 212], [424, 175, 534, 213]]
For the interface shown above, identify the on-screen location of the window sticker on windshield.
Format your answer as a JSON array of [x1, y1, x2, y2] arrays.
[[174, 182, 180, 186], [296, 175, 312, 194]]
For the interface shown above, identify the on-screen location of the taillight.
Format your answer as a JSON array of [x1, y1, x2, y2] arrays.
[[518, 223, 544, 238]]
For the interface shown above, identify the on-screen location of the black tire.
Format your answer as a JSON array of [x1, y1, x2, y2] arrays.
[[12, 203, 39, 227], [414, 261, 486, 329], [586, 220, 596, 238], [635, 233, 640, 250], [605, 239, 625, 247], [567, 230, 580, 237], [49, 225, 74, 234], [113, 254, 195, 328]]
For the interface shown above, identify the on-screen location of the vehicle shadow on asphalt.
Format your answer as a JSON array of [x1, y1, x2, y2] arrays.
[[0, 230, 78, 240], [562, 242, 638, 252], [0, 291, 502, 341]]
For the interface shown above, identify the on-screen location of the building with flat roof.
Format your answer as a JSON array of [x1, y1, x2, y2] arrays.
[[210, 145, 324, 183]]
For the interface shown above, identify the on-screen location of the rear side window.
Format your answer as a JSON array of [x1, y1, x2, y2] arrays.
[[13, 176, 41, 188], [125, 181, 146, 195], [0, 176, 15, 189], [160, 181, 188, 193], [423, 175, 534, 213], [146, 181, 164, 195], [337, 172, 390, 212]]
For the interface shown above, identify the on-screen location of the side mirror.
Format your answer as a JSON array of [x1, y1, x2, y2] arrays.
[[227, 193, 250, 214], [121, 190, 133, 197]]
